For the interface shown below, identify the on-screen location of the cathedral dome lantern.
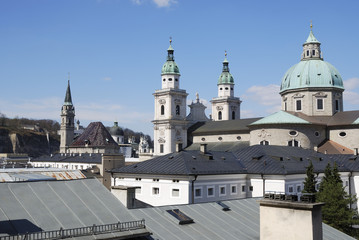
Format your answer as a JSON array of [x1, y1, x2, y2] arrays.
[[280, 24, 344, 116], [161, 38, 181, 89], [218, 53, 234, 85]]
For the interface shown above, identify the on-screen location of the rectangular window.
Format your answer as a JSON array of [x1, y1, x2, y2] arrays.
[[207, 187, 214, 197], [219, 186, 226, 196], [195, 188, 202, 197], [152, 187, 159, 195], [231, 185, 237, 194], [242, 185, 246, 192], [335, 100, 339, 111], [317, 99, 323, 110], [285, 102, 287, 111], [249, 186, 253, 192], [296, 100, 302, 111], [296, 185, 301, 193], [160, 144, 164, 153], [288, 186, 293, 193], [172, 189, 180, 197], [312, 50, 315, 56]]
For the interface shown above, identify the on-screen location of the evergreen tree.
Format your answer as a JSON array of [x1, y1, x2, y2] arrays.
[[317, 162, 358, 235], [303, 161, 317, 193]]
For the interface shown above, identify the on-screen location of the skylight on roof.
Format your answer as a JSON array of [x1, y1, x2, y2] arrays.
[[166, 209, 194, 225], [216, 201, 230, 211]]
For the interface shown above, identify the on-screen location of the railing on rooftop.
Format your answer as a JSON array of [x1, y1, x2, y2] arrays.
[[0, 220, 146, 240]]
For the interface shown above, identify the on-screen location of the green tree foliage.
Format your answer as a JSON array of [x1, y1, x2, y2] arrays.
[[303, 161, 317, 193], [317, 162, 358, 235]]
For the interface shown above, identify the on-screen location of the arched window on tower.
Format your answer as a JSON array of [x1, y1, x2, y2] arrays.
[[161, 105, 165, 115], [218, 111, 222, 120], [232, 111, 235, 120], [176, 105, 180, 115]]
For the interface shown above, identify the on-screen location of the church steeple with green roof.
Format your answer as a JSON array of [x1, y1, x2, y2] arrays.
[[218, 51, 234, 85], [60, 78, 75, 153], [301, 22, 322, 60]]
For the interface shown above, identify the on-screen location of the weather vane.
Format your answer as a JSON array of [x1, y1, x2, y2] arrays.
[[169, 36, 172, 44], [225, 50, 227, 57], [310, 20, 313, 30]]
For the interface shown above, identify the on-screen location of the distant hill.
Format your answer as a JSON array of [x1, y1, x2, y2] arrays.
[[0, 113, 60, 157]]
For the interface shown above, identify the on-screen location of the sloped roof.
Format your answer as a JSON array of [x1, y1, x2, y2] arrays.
[[250, 111, 310, 126], [130, 198, 354, 240], [0, 178, 150, 238], [318, 140, 354, 155], [111, 150, 247, 175], [185, 141, 249, 152], [233, 145, 359, 175], [71, 122, 118, 147], [114, 145, 359, 176], [33, 153, 102, 164], [191, 118, 261, 135]]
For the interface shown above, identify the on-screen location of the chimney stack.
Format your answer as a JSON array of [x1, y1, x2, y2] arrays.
[[259, 199, 324, 240], [200, 144, 207, 154]]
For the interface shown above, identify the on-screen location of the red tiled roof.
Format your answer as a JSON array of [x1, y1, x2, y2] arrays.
[[318, 140, 354, 155]]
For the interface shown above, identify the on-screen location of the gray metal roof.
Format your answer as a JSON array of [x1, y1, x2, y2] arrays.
[[113, 145, 359, 177], [190, 118, 262, 135], [111, 150, 247, 176], [32, 153, 102, 164], [0, 178, 150, 239], [185, 141, 249, 152], [129, 198, 354, 240]]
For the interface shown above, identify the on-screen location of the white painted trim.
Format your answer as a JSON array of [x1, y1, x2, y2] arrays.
[[219, 185, 226, 196], [207, 185, 215, 198]]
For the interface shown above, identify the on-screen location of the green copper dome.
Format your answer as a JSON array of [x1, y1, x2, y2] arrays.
[[218, 56, 234, 85], [280, 60, 344, 93], [161, 43, 180, 75], [280, 27, 344, 93]]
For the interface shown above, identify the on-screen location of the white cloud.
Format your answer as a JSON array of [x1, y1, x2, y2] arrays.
[[343, 78, 359, 91], [152, 0, 176, 7], [131, 0, 144, 5], [242, 84, 280, 106], [102, 77, 112, 81]]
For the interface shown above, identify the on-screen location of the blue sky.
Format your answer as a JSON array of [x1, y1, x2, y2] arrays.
[[1, 0, 359, 137]]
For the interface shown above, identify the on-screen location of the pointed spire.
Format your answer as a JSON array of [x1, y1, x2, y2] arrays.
[[222, 50, 229, 72], [305, 21, 320, 44], [64, 80, 73, 106]]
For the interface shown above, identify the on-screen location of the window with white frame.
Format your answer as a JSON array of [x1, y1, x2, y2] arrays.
[[288, 185, 294, 193], [317, 98, 324, 110], [207, 186, 214, 197], [296, 185, 301, 193], [242, 185, 246, 192], [172, 189, 180, 197], [296, 99, 302, 111], [152, 187, 159, 195], [219, 186, 226, 196]]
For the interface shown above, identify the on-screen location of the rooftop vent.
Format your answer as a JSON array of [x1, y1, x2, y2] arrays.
[[216, 201, 230, 211], [166, 209, 194, 225]]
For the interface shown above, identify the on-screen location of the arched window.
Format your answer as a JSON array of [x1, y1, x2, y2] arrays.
[[218, 111, 222, 120], [260, 140, 269, 145], [161, 105, 165, 115], [176, 105, 180, 115], [288, 140, 299, 147], [312, 50, 315, 56], [232, 111, 235, 120]]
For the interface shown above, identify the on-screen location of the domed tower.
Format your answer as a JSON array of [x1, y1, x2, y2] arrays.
[[152, 39, 188, 155], [211, 52, 241, 121], [60, 80, 75, 153], [110, 122, 124, 144], [280, 24, 344, 116]]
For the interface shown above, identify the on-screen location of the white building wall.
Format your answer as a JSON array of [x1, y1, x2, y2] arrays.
[[329, 128, 359, 151], [193, 133, 250, 143]]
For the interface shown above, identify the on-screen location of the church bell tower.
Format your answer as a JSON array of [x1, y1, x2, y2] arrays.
[[60, 80, 75, 153], [152, 39, 188, 155]]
